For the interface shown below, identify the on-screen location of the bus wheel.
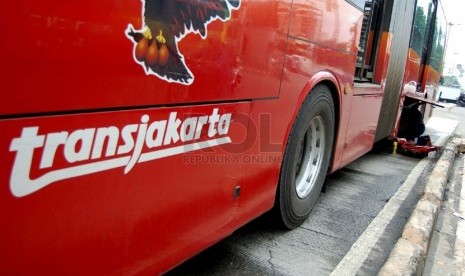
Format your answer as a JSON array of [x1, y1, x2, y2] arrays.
[[276, 85, 335, 229]]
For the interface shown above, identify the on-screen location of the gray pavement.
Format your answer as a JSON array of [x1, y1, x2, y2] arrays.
[[424, 154, 464, 275], [424, 106, 465, 276], [431, 105, 465, 137]]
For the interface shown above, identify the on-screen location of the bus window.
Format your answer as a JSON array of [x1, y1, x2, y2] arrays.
[[429, 5, 446, 72], [411, 0, 435, 62], [354, 0, 384, 82]]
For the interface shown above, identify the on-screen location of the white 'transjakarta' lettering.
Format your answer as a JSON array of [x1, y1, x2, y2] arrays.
[[9, 108, 232, 197]]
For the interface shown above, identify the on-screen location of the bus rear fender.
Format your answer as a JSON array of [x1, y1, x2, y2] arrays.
[[284, 70, 342, 173]]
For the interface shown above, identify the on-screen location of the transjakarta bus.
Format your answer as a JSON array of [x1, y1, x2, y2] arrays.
[[0, 0, 446, 274]]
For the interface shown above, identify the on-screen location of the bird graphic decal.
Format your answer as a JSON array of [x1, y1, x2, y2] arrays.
[[126, 0, 241, 85]]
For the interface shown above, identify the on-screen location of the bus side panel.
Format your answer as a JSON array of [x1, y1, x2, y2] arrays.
[[403, 49, 423, 89], [340, 93, 383, 168], [288, 0, 361, 55], [0, 0, 291, 116], [0, 103, 251, 275]]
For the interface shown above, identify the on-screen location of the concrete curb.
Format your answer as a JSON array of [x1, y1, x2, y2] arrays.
[[378, 140, 460, 275], [455, 155, 465, 275]]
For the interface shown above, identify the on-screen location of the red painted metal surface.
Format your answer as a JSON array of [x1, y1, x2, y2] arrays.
[[403, 49, 423, 90], [0, 1, 290, 116], [0, 103, 251, 274], [374, 32, 393, 84], [0, 0, 395, 274], [340, 87, 384, 168]]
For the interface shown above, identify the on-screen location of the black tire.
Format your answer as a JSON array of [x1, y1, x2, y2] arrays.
[[276, 85, 335, 229]]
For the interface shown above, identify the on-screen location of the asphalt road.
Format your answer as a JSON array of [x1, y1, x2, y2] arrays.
[[168, 147, 424, 275]]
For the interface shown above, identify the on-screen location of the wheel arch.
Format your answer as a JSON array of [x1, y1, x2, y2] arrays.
[[286, 71, 342, 171]]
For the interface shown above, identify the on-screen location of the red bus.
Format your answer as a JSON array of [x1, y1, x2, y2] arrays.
[[0, 0, 447, 274]]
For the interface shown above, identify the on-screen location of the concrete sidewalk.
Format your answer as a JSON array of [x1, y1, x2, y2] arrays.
[[425, 116, 459, 146], [423, 153, 465, 275]]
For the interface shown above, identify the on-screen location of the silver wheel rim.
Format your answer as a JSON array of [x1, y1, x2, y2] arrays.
[[295, 116, 326, 199]]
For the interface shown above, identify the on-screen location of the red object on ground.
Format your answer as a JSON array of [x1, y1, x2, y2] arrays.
[[397, 138, 442, 156]]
